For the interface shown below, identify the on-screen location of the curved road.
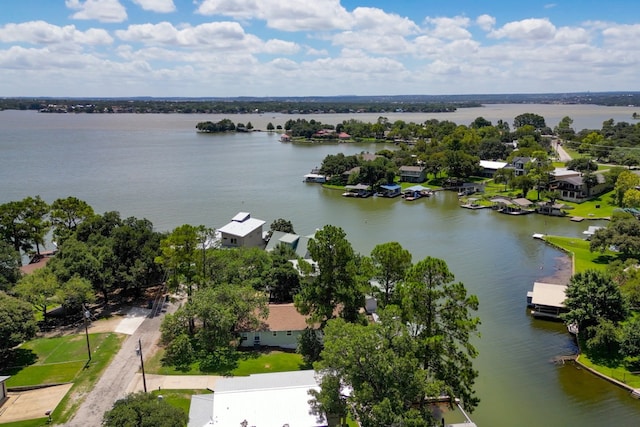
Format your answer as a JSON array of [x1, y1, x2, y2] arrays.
[[64, 300, 179, 427]]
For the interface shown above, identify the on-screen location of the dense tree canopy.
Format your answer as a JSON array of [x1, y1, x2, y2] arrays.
[[0, 241, 21, 291], [0, 291, 37, 358], [295, 225, 365, 326], [102, 392, 188, 427], [590, 215, 640, 259]]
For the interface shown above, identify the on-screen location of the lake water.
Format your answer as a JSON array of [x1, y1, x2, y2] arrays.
[[1, 105, 640, 426]]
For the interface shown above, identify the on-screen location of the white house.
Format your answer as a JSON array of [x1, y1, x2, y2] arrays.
[[218, 212, 266, 249], [240, 303, 310, 349], [188, 370, 327, 427]]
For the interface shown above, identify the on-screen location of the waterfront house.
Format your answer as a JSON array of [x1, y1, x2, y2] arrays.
[[341, 166, 360, 183], [511, 156, 533, 176], [399, 165, 427, 183], [479, 160, 508, 178], [551, 173, 610, 202], [239, 303, 309, 349], [188, 370, 326, 427], [378, 183, 402, 197], [218, 212, 266, 249], [265, 231, 314, 260], [526, 282, 568, 319]]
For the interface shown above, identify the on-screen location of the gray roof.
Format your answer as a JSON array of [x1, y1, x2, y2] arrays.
[[0, 376, 9, 383], [530, 282, 567, 308], [295, 235, 313, 259], [265, 231, 300, 252], [215, 370, 318, 393], [188, 394, 215, 427]]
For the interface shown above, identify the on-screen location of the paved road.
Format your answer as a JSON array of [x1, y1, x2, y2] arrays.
[[555, 141, 572, 162], [64, 300, 179, 427]]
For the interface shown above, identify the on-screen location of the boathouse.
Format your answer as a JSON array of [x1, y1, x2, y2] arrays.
[[526, 282, 568, 319], [0, 376, 8, 407], [378, 183, 401, 197]]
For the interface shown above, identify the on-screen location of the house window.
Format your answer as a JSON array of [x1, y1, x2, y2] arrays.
[[231, 238, 238, 244], [254, 335, 260, 342], [241, 333, 248, 341], [286, 331, 292, 336], [273, 331, 277, 336]]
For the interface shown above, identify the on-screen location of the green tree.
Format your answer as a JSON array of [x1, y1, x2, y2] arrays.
[[590, 216, 640, 259], [561, 270, 629, 336], [513, 174, 534, 197], [295, 225, 364, 327], [0, 291, 37, 358], [50, 196, 94, 242], [311, 310, 437, 427], [554, 116, 576, 141], [21, 196, 50, 255], [14, 268, 60, 322], [155, 224, 202, 297], [57, 276, 96, 312], [102, 392, 188, 427], [370, 242, 412, 306], [565, 158, 598, 173], [0, 241, 21, 291], [526, 151, 554, 200], [267, 218, 295, 240], [513, 113, 546, 130], [0, 200, 31, 256], [398, 257, 480, 411], [266, 122, 275, 131], [614, 170, 640, 206], [493, 167, 515, 191]]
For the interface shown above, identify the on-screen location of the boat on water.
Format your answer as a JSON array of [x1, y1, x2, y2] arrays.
[[303, 173, 326, 183]]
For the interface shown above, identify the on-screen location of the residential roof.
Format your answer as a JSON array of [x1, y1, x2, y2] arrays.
[[265, 231, 300, 252], [345, 183, 370, 191], [261, 303, 309, 331], [188, 394, 215, 427], [479, 160, 508, 169], [530, 282, 567, 308], [0, 376, 9, 383], [204, 370, 326, 427], [294, 235, 313, 259], [399, 165, 425, 172], [218, 213, 265, 238]]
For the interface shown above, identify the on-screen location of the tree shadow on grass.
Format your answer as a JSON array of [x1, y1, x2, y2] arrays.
[[0, 348, 38, 375], [592, 254, 616, 265]]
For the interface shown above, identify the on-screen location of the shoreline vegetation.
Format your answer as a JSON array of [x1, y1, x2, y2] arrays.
[[2, 91, 640, 114]]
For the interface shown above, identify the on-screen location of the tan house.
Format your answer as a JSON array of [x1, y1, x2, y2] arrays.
[[218, 212, 266, 248]]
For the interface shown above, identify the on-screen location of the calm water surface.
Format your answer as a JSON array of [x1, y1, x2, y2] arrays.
[[1, 107, 639, 426]]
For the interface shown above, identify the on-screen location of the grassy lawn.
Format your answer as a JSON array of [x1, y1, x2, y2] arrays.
[[0, 419, 50, 427], [0, 332, 124, 426], [145, 348, 306, 376], [1, 333, 118, 387], [150, 389, 212, 416], [561, 190, 617, 218], [578, 354, 640, 389], [544, 235, 615, 273]]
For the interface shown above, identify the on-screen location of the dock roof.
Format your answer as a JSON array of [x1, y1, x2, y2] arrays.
[[530, 282, 567, 308]]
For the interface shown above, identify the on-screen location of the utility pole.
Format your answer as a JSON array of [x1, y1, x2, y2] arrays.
[[136, 338, 147, 392], [82, 304, 91, 361]]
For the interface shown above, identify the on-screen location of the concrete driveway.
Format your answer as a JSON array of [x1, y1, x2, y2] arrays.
[[0, 384, 73, 423]]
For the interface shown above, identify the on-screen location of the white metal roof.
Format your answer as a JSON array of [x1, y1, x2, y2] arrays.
[[479, 160, 508, 169], [218, 217, 265, 237], [531, 282, 567, 308], [209, 371, 326, 427]]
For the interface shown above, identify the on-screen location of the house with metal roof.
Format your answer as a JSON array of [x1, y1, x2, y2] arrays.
[[188, 370, 327, 427], [218, 212, 266, 249]]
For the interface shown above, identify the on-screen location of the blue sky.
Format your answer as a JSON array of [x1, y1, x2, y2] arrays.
[[1, 0, 639, 97]]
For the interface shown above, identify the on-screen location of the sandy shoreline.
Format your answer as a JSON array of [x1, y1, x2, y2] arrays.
[[538, 253, 573, 285]]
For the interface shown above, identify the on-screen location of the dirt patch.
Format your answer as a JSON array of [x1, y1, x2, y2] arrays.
[[539, 254, 573, 285], [0, 384, 73, 423]]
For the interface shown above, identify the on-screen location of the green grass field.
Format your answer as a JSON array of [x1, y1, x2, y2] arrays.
[[1, 333, 117, 387], [145, 348, 306, 376], [544, 235, 615, 273]]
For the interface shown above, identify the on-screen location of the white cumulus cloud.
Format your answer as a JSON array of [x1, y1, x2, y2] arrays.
[[0, 21, 113, 45], [65, 0, 128, 23], [132, 0, 176, 13], [489, 18, 557, 40]]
